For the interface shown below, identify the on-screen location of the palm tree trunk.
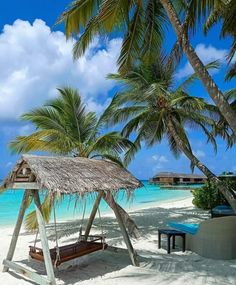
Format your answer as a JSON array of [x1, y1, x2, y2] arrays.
[[167, 119, 236, 212], [160, 0, 236, 135], [102, 193, 140, 239]]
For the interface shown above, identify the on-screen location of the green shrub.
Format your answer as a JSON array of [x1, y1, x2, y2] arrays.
[[192, 181, 227, 210]]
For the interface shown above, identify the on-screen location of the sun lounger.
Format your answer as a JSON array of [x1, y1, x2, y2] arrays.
[[211, 205, 236, 218], [168, 216, 236, 259]]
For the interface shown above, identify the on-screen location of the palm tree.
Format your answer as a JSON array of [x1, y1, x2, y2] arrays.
[[58, 0, 236, 135], [10, 87, 140, 237], [214, 89, 236, 146], [184, 0, 236, 80], [101, 54, 236, 212]]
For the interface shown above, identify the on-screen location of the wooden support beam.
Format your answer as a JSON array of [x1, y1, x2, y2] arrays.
[[11, 182, 41, 190], [2, 260, 51, 285], [103, 192, 139, 267], [33, 190, 56, 285], [2, 190, 31, 272], [84, 191, 103, 240]]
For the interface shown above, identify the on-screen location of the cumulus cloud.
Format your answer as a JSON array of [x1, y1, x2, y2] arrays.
[[176, 44, 228, 79], [193, 150, 206, 158], [0, 19, 121, 121]]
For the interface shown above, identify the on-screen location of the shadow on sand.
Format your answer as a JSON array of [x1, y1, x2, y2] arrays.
[[8, 205, 236, 284]]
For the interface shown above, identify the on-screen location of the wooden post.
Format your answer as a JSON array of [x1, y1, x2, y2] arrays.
[[33, 190, 56, 285], [3, 190, 31, 272], [103, 192, 139, 267], [3, 260, 51, 285], [84, 191, 103, 240]]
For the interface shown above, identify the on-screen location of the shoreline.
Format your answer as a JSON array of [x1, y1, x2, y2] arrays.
[[0, 195, 193, 229]]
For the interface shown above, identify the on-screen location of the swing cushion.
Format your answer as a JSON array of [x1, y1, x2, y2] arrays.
[[29, 236, 107, 266]]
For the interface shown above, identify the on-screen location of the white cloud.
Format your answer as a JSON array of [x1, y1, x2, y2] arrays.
[[176, 44, 228, 79], [0, 19, 121, 121], [159, 155, 168, 163], [152, 154, 168, 162], [151, 154, 168, 172], [6, 162, 13, 168], [193, 150, 206, 158], [232, 166, 236, 172]]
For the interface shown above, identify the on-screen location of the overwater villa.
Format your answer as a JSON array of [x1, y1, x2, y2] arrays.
[[150, 172, 207, 185]]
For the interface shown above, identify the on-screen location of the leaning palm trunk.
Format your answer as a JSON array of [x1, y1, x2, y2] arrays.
[[160, 0, 236, 135], [167, 119, 236, 213], [102, 194, 140, 238]]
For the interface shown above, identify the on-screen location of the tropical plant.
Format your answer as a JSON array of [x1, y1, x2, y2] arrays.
[[192, 176, 236, 210], [58, 0, 236, 136], [100, 54, 236, 212], [10, 87, 140, 237], [192, 182, 227, 210]]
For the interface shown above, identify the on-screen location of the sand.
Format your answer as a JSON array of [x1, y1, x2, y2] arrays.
[[0, 197, 235, 285]]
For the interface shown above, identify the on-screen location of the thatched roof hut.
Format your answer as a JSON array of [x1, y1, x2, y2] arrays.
[[150, 171, 207, 185], [2, 155, 142, 283], [3, 154, 142, 195], [153, 172, 206, 179]]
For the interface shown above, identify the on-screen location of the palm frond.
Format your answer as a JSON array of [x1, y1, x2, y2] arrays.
[[57, 0, 101, 38], [177, 60, 220, 90], [90, 132, 135, 155], [25, 193, 55, 232], [117, 2, 144, 73]]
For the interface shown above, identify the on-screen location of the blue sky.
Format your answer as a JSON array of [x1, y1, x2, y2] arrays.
[[0, 1, 235, 180]]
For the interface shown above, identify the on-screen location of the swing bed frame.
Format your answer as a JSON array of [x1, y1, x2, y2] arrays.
[[29, 195, 108, 268], [2, 187, 139, 285], [2, 155, 140, 285]]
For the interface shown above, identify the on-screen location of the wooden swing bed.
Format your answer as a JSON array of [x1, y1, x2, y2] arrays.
[[29, 235, 107, 267], [1, 155, 141, 285]]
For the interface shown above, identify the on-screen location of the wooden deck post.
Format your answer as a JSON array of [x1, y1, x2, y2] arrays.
[[84, 191, 103, 240], [103, 192, 139, 267], [3, 190, 31, 272], [33, 190, 56, 285]]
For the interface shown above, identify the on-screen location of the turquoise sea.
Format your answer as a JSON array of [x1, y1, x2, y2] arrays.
[[0, 181, 194, 227]]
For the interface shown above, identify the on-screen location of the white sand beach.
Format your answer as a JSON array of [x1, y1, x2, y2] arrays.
[[0, 197, 235, 285]]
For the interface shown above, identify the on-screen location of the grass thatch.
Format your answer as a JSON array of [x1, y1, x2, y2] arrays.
[[3, 155, 142, 195]]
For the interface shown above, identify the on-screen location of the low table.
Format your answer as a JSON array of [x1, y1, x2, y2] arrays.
[[158, 229, 186, 254]]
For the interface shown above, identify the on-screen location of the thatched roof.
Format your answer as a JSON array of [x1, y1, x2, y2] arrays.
[[3, 155, 142, 195], [152, 172, 206, 179]]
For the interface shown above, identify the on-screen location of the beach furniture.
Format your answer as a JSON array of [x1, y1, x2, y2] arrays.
[[158, 229, 186, 253], [29, 235, 108, 267], [211, 204, 236, 218], [2, 155, 142, 285], [169, 216, 236, 259]]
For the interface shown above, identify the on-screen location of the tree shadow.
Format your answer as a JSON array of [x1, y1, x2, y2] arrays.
[[10, 203, 236, 284]]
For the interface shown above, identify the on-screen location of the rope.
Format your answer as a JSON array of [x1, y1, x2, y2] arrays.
[[33, 229, 39, 248], [78, 199, 87, 241], [97, 206, 106, 250], [53, 202, 60, 266]]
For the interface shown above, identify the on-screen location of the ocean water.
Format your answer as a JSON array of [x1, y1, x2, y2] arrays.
[[0, 181, 193, 226]]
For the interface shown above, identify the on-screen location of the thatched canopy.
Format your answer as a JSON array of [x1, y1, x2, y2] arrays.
[[3, 155, 142, 195]]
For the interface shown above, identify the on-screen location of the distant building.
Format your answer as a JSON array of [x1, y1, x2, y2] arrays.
[[150, 172, 207, 185], [218, 174, 236, 181]]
